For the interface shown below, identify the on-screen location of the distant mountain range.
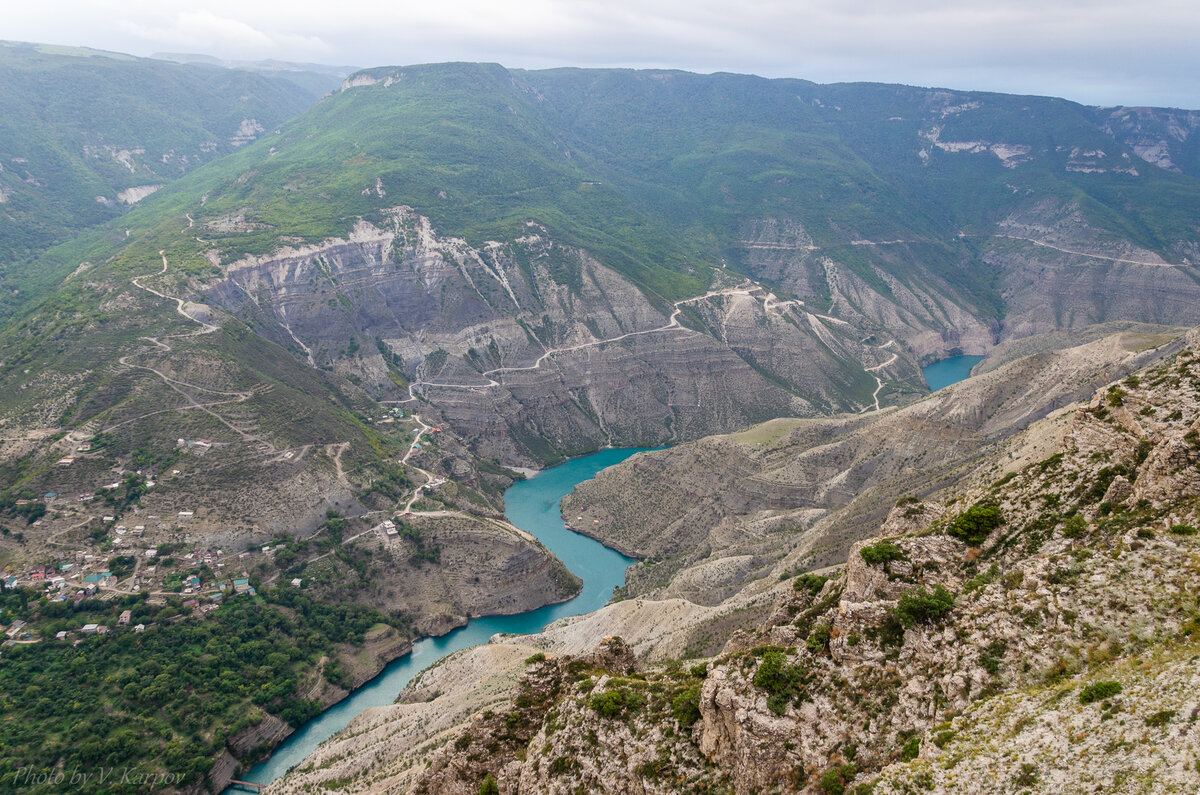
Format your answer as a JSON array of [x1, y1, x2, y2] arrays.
[[1, 45, 1200, 790]]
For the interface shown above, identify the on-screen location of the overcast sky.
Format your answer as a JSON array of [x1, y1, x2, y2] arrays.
[[6, 0, 1198, 107]]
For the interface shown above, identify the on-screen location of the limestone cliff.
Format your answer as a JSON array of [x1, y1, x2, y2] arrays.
[[279, 328, 1200, 794]]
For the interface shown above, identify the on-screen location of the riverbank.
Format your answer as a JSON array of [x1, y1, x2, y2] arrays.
[[223, 448, 650, 793]]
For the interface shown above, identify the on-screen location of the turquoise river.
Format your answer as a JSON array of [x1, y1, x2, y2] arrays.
[[921, 354, 985, 392], [232, 447, 650, 790]]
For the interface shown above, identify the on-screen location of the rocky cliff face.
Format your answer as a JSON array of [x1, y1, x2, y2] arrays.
[[279, 327, 1200, 794], [564, 329, 1184, 603], [203, 209, 920, 465]]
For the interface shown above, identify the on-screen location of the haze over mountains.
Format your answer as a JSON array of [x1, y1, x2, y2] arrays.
[[0, 40, 1199, 794]]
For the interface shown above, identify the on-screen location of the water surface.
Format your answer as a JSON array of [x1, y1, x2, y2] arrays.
[[232, 447, 648, 789], [922, 354, 984, 391]]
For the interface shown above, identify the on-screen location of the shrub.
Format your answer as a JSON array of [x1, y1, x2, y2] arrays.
[[819, 764, 857, 795], [899, 735, 920, 761], [806, 623, 832, 654], [794, 573, 831, 595], [979, 639, 1007, 675], [690, 663, 709, 678], [524, 652, 546, 665], [672, 685, 702, 727], [1062, 515, 1086, 539], [589, 690, 626, 718], [753, 650, 807, 715], [895, 585, 956, 627], [1145, 709, 1176, 728], [1014, 763, 1040, 786], [478, 773, 499, 795], [860, 541, 906, 566], [948, 502, 1002, 546], [588, 687, 643, 718], [1078, 680, 1122, 704], [1170, 524, 1198, 536], [1106, 386, 1126, 406]]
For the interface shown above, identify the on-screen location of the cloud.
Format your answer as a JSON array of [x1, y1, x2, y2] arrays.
[[117, 8, 330, 59], [4, 0, 1198, 106]]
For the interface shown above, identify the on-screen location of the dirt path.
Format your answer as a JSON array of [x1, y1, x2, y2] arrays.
[[994, 235, 1167, 267], [120, 250, 275, 450], [406, 287, 760, 396]]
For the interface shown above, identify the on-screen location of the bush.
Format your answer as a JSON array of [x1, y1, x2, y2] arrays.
[[1078, 680, 1122, 704], [478, 773, 499, 795], [589, 690, 625, 718], [899, 735, 920, 761], [672, 685, 702, 727], [753, 650, 808, 715], [794, 573, 830, 595], [1170, 524, 1198, 536], [806, 623, 832, 654], [819, 764, 857, 795], [948, 502, 1002, 546], [524, 652, 546, 665], [589, 687, 644, 718], [1062, 515, 1086, 539], [860, 541, 906, 566], [1106, 386, 1127, 406], [895, 585, 956, 627]]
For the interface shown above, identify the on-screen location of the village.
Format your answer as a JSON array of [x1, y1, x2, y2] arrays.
[[0, 408, 453, 647]]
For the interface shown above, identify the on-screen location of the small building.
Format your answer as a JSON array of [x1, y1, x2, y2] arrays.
[[55, 631, 68, 640], [57, 457, 75, 466], [177, 511, 194, 520], [118, 610, 132, 626], [133, 624, 145, 633], [290, 578, 302, 588], [81, 623, 98, 634], [95, 625, 109, 635], [5, 620, 27, 639], [77, 442, 91, 452], [232, 578, 252, 594], [144, 549, 157, 558]]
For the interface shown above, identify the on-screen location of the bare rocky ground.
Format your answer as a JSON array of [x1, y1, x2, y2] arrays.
[[269, 328, 1200, 794]]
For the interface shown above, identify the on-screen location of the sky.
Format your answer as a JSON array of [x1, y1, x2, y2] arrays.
[[5, 0, 1198, 108]]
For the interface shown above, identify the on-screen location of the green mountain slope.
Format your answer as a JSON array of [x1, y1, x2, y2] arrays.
[[0, 40, 324, 318]]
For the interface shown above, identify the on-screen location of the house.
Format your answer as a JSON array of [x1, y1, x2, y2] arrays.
[[232, 578, 252, 594], [382, 520, 397, 536], [118, 610, 131, 626], [55, 631, 68, 640], [95, 625, 109, 635], [133, 624, 145, 633], [5, 620, 27, 639], [49, 576, 66, 589], [84, 584, 97, 597], [290, 578, 302, 588], [77, 443, 91, 452], [57, 457, 75, 466], [3, 576, 17, 590], [81, 623, 98, 634], [144, 549, 157, 558], [76, 493, 94, 502], [177, 511, 194, 520]]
